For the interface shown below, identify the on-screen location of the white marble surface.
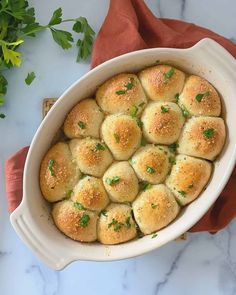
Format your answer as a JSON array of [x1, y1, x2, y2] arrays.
[[1, 0, 236, 294]]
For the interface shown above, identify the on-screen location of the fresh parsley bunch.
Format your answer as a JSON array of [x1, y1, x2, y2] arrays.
[[0, 0, 95, 118]]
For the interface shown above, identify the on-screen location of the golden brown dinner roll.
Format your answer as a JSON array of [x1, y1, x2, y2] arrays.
[[130, 145, 172, 184], [142, 102, 185, 144], [101, 114, 142, 160], [179, 75, 221, 117], [97, 203, 137, 244], [166, 155, 212, 206], [63, 98, 104, 139], [69, 138, 113, 177], [72, 176, 109, 212], [138, 65, 185, 101], [52, 200, 98, 242], [132, 184, 179, 234], [96, 73, 147, 115], [178, 116, 226, 160], [103, 161, 139, 203], [40, 142, 80, 202]]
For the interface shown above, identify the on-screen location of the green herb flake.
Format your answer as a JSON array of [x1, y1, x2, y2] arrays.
[[151, 203, 157, 209], [203, 128, 214, 138], [130, 105, 138, 117], [136, 118, 143, 128], [108, 218, 124, 232], [78, 121, 86, 129], [161, 105, 169, 113], [95, 143, 105, 151], [168, 143, 179, 153], [164, 68, 174, 79], [66, 190, 73, 198], [151, 233, 158, 239], [124, 77, 134, 90], [195, 91, 210, 102], [74, 202, 86, 210], [48, 159, 55, 177], [168, 156, 176, 165], [178, 190, 187, 197], [175, 93, 180, 102], [128, 158, 135, 165], [80, 214, 90, 227], [146, 166, 156, 174], [141, 137, 147, 146], [138, 102, 145, 107], [188, 184, 194, 189], [116, 90, 126, 95], [25, 72, 36, 85], [100, 209, 107, 217], [181, 104, 190, 118], [114, 133, 120, 143], [139, 181, 153, 191], [0, 114, 6, 119], [105, 176, 120, 186], [124, 217, 131, 228]]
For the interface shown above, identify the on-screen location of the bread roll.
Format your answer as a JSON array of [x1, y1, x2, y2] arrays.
[[40, 142, 80, 202], [178, 117, 226, 160], [142, 102, 185, 144], [103, 161, 139, 202], [179, 75, 221, 116], [69, 138, 113, 177], [97, 203, 137, 244], [166, 155, 212, 205], [63, 98, 104, 139], [138, 65, 185, 101], [131, 145, 172, 184], [96, 73, 147, 115], [52, 200, 98, 242], [132, 184, 179, 234], [72, 176, 109, 211], [101, 114, 142, 160]]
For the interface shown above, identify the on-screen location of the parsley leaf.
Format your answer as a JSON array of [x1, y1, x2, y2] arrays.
[[114, 133, 120, 143], [168, 156, 176, 165], [178, 190, 186, 197], [146, 166, 156, 174], [151, 233, 158, 238], [130, 105, 138, 117], [50, 28, 73, 49], [164, 68, 174, 78], [175, 93, 180, 102], [100, 209, 107, 217], [180, 104, 190, 118], [95, 143, 106, 151], [161, 105, 169, 113], [141, 136, 147, 146], [25, 72, 35, 85], [78, 121, 86, 129], [116, 90, 126, 95], [48, 159, 55, 176], [48, 8, 62, 26], [195, 91, 210, 102], [168, 143, 179, 153], [0, 113, 6, 119], [80, 214, 90, 227], [74, 202, 86, 210], [151, 203, 157, 209], [139, 181, 152, 191], [203, 128, 214, 138], [105, 176, 120, 186]]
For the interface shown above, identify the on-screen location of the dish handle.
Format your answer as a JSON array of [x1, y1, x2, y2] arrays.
[[10, 202, 73, 270]]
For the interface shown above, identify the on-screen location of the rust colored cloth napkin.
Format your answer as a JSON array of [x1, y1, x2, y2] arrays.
[[5, 0, 236, 233]]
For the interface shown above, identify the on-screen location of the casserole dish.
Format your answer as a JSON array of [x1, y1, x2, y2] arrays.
[[10, 38, 236, 270]]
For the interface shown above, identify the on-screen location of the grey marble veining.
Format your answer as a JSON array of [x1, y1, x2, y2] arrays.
[[1, 0, 236, 294]]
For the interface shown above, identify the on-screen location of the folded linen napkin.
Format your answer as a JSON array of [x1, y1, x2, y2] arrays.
[[5, 0, 236, 233]]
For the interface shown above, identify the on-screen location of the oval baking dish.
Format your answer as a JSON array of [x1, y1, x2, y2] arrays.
[[10, 38, 236, 270]]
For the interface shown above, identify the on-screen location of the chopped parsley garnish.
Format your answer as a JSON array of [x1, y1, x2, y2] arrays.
[[66, 190, 73, 198], [0, 113, 6, 119], [78, 120, 86, 129], [108, 218, 123, 232], [124, 77, 134, 90], [151, 233, 158, 239], [48, 159, 55, 176], [151, 203, 157, 209], [100, 209, 107, 217], [136, 118, 143, 128], [124, 216, 131, 228], [141, 136, 147, 146], [74, 202, 86, 210], [139, 102, 145, 107], [116, 90, 126, 95], [168, 156, 176, 165], [105, 176, 120, 186], [161, 105, 169, 113], [128, 158, 135, 165], [114, 133, 120, 143], [130, 105, 139, 117], [25, 72, 36, 85], [80, 214, 90, 227], [146, 166, 156, 174], [178, 190, 186, 197], [195, 91, 210, 102], [203, 128, 214, 138], [139, 181, 153, 191], [164, 68, 174, 79], [188, 184, 194, 189], [95, 143, 105, 151], [181, 104, 190, 118], [168, 143, 179, 153], [175, 93, 180, 102]]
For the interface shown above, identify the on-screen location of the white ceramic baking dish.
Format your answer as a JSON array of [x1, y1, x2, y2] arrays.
[[10, 38, 236, 270]]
